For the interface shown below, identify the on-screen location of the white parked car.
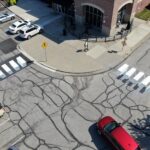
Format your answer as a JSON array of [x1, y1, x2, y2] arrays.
[[19, 24, 43, 39], [9, 20, 31, 34], [0, 13, 15, 23]]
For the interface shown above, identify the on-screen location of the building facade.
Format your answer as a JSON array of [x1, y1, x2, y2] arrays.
[[45, 0, 150, 36], [74, 0, 150, 36]]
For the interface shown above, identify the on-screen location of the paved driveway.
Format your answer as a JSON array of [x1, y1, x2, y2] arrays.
[[9, 0, 61, 27], [0, 38, 150, 150]]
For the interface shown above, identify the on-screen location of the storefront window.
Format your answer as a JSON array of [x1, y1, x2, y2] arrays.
[[84, 5, 103, 30]]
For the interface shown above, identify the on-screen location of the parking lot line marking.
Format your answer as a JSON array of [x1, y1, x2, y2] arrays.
[[0, 118, 10, 127], [11, 135, 25, 146]]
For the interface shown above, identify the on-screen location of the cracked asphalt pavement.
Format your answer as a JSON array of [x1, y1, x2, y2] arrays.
[[0, 38, 150, 150]]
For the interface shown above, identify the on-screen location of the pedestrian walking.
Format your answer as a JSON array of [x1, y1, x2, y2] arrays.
[[84, 40, 88, 52]]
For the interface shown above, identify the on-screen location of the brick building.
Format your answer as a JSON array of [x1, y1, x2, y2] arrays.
[[74, 0, 150, 36], [45, 0, 150, 36]]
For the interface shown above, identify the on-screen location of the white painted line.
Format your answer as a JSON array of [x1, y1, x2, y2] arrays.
[[9, 60, 20, 71], [11, 135, 25, 146], [0, 118, 10, 127], [16, 56, 27, 68], [1, 64, 13, 74], [0, 70, 6, 79]]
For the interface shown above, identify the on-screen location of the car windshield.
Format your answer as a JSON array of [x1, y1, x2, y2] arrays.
[[104, 121, 119, 133], [135, 146, 141, 150], [12, 24, 16, 28], [0, 16, 5, 19], [19, 30, 24, 34], [28, 25, 33, 28]]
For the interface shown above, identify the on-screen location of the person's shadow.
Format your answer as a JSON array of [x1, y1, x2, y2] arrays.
[[89, 123, 112, 150]]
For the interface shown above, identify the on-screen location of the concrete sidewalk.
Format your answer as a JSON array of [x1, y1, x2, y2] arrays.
[[18, 21, 150, 75], [108, 23, 150, 55]]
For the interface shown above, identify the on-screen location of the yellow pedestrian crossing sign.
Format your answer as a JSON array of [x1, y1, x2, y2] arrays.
[[41, 41, 48, 49]]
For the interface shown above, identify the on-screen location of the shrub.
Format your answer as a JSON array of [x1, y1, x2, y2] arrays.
[[7, 0, 17, 6]]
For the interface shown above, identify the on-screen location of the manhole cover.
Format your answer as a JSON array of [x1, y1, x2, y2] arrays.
[[0, 38, 17, 54]]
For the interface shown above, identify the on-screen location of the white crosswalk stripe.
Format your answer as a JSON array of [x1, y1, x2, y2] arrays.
[[1, 64, 13, 75], [9, 60, 20, 71], [0, 55, 32, 80]]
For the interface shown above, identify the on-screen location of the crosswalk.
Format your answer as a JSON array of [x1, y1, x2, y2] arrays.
[[117, 63, 150, 92], [0, 54, 33, 80]]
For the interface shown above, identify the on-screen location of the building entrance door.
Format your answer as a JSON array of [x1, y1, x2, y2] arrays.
[[117, 6, 126, 24], [84, 6, 103, 31]]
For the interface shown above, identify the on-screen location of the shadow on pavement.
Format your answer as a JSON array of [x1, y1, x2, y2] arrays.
[[5, 30, 14, 36], [122, 78, 129, 83], [76, 49, 83, 53], [127, 81, 133, 86], [128, 115, 150, 149], [139, 87, 146, 93], [133, 84, 139, 90], [88, 123, 112, 150], [117, 74, 123, 79], [14, 36, 26, 42]]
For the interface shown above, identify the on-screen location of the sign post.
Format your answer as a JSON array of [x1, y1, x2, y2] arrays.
[[41, 41, 48, 62]]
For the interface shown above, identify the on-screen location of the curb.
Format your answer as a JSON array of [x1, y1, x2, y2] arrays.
[[17, 30, 150, 77], [16, 44, 109, 76], [15, 43, 133, 77]]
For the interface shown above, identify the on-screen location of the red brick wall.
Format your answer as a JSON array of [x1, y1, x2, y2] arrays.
[[74, 0, 114, 27], [113, 0, 150, 23], [136, 0, 150, 13]]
